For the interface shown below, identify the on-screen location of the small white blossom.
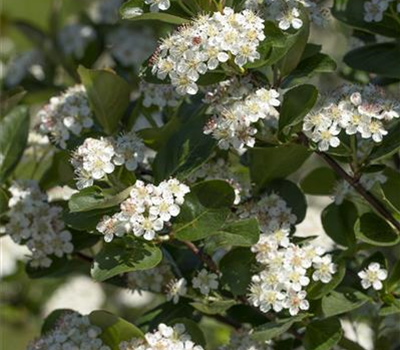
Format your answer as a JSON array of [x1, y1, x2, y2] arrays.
[[312, 254, 337, 283], [358, 262, 388, 290], [192, 269, 219, 295], [145, 0, 170, 12], [167, 278, 188, 304], [38, 85, 94, 149], [283, 290, 310, 316], [27, 311, 110, 350]]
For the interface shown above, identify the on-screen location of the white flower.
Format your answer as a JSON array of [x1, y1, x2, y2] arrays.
[[150, 8, 265, 95], [5, 181, 74, 269], [312, 255, 337, 283], [72, 137, 115, 189], [278, 7, 303, 30], [99, 179, 189, 242], [358, 262, 388, 290], [364, 0, 389, 22], [27, 312, 111, 350], [303, 84, 396, 151], [112, 130, 145, 171], [192, 269, 219, 295], [38, 85, 93, 149], [283, 290, 310, 316], [145, 0, 170, 12], [167, 278, 187, 304]]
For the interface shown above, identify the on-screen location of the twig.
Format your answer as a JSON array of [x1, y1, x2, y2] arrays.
[[182, 240, 219, 273], [75, 252, 93, 263], [297, 133, 400, 231]]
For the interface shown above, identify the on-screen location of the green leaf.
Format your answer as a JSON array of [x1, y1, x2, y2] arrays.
[[304, 318, 343, 350], [332, 0, 400, 38], [282, 53, 337, 87], [169, 318, 206, 347], [152, 100, 215, 182], [173, 180, 235, 241], [0, 106, 30, 183], [68, 186, 133, 213], [344, 43, 400, 79], [78, 66, 130, 134], [0, 188, 8, 215], [0, 86, 27, 117], [308, 260, 346, 300], [249, 145, 310, 192], [41, 309, 74, 334], [263, 179, 307, 224], [321, 289, 369, 318], [120, 0, 189, 24], [321, 201, 358, 247], [209, 218, 260, 248], [301, 167, 337, 195], [381, 167, 400, 213], [91, 237, 162, 282], [246, 21, 301, 69], [369, 122, 400, 161], [39, 151, 75, 190], [379, 302, 400, 316], [63, 208, 116, 231], [220, 248, 255, 297], [278, 13, 310, 76], [387, 259, 400, 292], [190, 299, 237, 315], [89, 310, 144, 349], [278, 84, 318, 133], [251, 314, 307, 342], [355, 212, 399, 247]]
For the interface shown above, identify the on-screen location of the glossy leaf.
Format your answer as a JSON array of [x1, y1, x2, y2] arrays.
[[304, 318, 343, 350], [78, 66, 131, 134], [321, 289, 369, 318], [89, 310, 144, 349], [173, 180, 235, 241], [220, 248, 255, 297], [278, 84, 318, 133], [301, 167, 337, 195], [0, 106, 30, 183], [91, 237, 163, 281], [249, 145, 310, 192], [355, 212, 399, 246], [381, 167, 400, 213], [321, 201, 358, 247]]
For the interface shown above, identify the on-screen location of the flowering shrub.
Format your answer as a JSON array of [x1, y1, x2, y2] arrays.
[[1, 0, 400, 350]]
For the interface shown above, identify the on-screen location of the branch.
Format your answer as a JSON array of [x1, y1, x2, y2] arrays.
[[297, 133, 400, 231], [182, 240, 219, 273], [316, 150, 400, 231]]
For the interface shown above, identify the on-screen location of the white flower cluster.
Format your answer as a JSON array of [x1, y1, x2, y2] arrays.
[[204, 87, 280, 153], [5, 49, 45, 87], [126, 260, 174, 293], [358, 262, 388, 291], [332, 171, 387, 205], [188, 158, 251, 205], [192, 269, 219, 296], [58, 24, 96, 59], [244, 0, 330, 30], [151, 8, 265, 95], [5, 181, 74, 269], [27, 311, 110, 350], [71, 131, 145, 189], [238, 192, 297, 233], [107, 27, 156, 68], [140, 81, 181, 109], [243, 193, 336, 316], [219, 330, 272, 350], [38, 85, 94, 149], [303, 84, 400, 152], [97, 179, 190, 241], [364, 0, 399, 23], [119, 323, 204, 350]]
